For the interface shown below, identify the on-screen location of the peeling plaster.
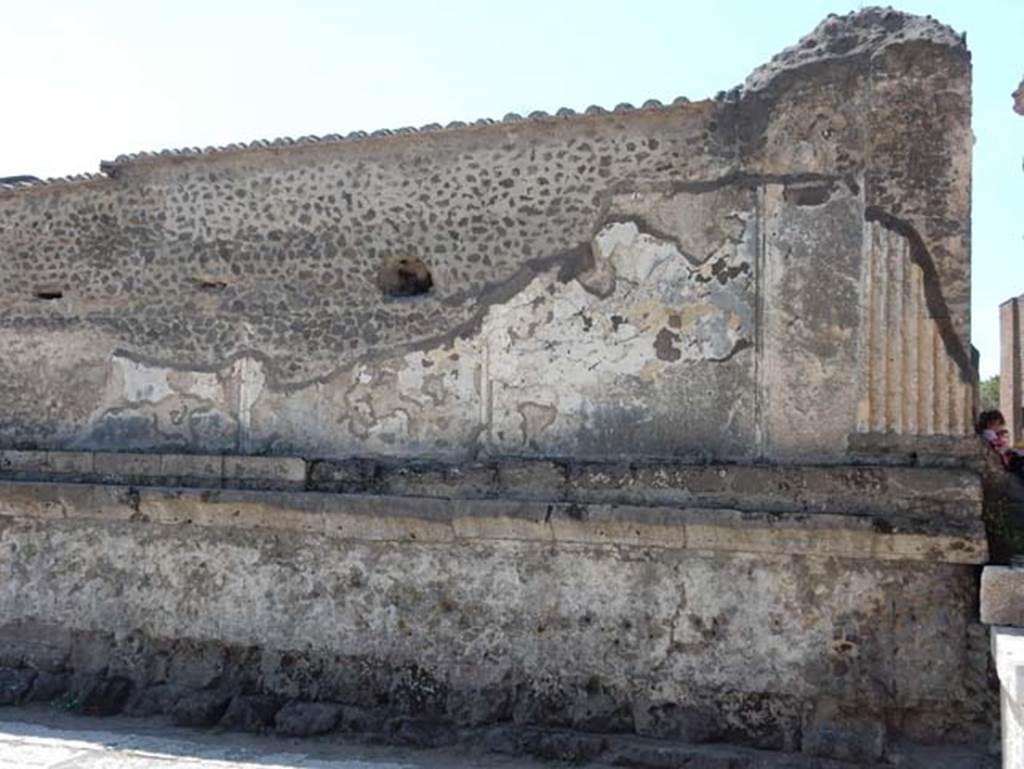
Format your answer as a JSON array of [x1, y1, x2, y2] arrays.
[[0, 7, 974, 458]]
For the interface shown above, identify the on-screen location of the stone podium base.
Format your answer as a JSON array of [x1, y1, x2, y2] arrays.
[[0, 450, 997, 763]]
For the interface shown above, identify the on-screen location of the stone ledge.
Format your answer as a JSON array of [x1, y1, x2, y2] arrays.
[[0, 480, 987, 564], [0, 450, 306, 491], [846, 434, 989, 469], [0, 449, 983, 519]]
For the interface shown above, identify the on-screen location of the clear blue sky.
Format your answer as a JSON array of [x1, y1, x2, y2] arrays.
[[3, 1, 1021, 378]]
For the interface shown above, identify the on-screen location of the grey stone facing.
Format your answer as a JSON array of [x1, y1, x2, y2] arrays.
[[982, 566, 1024, 626], [0, 479, 987, 564], [0, 449, 986, 522]]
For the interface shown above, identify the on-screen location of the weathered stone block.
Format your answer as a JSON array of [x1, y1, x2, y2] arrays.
[[0, 621, 71, 671], [381, 464, 452, 497], [69, 674, 133, 716], [801, 699, 885, 762], [123, 684, 186, 717], [515, 728, 608, 763], [69, 631, 115, 675], [570, 688, 634, 734], [981, 566, 1024, 626], [847, 434, 989, 469], [224, 456, 306, 489], [604, 739, 743, 769], [308, 458, 380, 493], [632, 700, 721, 742], [93, 452, 162, 482], [0, 450, 48, 474], [389, 717, 458, 748], [159, 454, 223, 487], [446, 684, 514, 726], [497, 460, 567, 500], [274, 701, 344, 736], [221, 694, 283, 733], [383, 462, 497, 498], [46, 451, 95, 477], [626, 464, 982, 519], [567, 462, 637, 499], [170, 689, 232, 727], [0, 668, 35, 705], [337, 704, 385, 734], [164, 639, 227, 690], [24, 671, 69, 704]]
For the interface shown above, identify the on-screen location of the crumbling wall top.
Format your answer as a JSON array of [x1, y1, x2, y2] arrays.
[[0, 9, 969, 197], [743, 7, 965, 94]]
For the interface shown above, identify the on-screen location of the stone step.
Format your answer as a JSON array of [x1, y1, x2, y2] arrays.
[[0, 477, 988, 564], [0, 448, 983, 520]]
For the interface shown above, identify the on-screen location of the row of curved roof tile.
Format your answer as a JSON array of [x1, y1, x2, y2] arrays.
[[0, 96, 707, 193]]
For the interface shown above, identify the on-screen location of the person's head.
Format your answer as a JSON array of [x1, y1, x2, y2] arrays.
[[978, 409, 1006, 433]]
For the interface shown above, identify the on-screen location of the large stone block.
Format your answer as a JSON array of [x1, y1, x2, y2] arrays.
[[223, 455, 306, 489], [982, 566, 1024, 626], [93, 452, 163, 483]]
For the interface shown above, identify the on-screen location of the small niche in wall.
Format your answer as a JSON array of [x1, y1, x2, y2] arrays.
[[192, 275, 229, 292], [377, 256, 433, 298], [34, 287, 63, 300]]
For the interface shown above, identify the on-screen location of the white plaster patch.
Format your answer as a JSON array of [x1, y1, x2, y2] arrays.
[[480, 216, 755, 454], [114, 357, 176, 404], [113, 356, 223, 404], [594, 221, 681, 284]]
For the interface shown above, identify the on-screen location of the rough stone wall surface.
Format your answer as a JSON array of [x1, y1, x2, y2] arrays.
[[0, 9, 973, 462], [0, 483, 996, 754]]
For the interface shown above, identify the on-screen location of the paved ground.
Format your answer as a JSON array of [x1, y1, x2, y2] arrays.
[[0, 707, 999, 768], [0, 708, 550, 769]]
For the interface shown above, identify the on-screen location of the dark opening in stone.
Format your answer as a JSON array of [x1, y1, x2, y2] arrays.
[[193, 276, 229, 292], [378, 256, 433, 298], [34, 288, 63, 300], [782, 181, 836, 207]]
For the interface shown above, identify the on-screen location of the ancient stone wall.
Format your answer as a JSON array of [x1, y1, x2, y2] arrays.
[[0, 9, 994, 765], [0, 9, 973, 463]]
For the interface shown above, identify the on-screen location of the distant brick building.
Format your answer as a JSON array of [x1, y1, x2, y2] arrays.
[[1003, 82, 1024, 440], [1001, 295, 1024, 440]]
